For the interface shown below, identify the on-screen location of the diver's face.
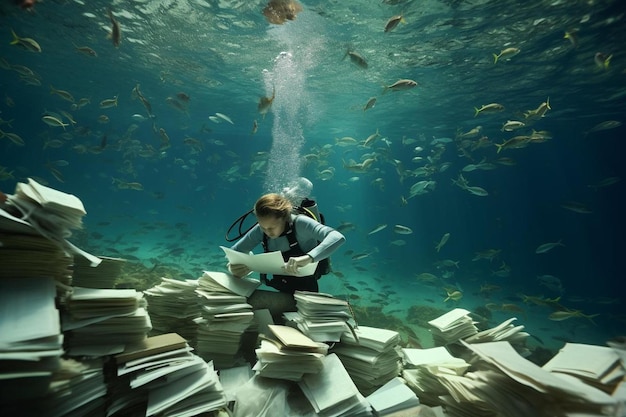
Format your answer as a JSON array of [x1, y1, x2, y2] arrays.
[[257, 216, 286, 239]]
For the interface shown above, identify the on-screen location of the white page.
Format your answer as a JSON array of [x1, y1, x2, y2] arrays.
[[0, 277, 60, 346], [220, 246, 318, 277], [402, 346, 456, 366], [200, 271, 260, 297], [367, 377, 420, 412]]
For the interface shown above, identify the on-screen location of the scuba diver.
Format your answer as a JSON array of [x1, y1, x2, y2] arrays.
[[227, 192, 345, 294]]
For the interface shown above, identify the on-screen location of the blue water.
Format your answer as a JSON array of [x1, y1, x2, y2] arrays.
[[1, 0, 625, 352]]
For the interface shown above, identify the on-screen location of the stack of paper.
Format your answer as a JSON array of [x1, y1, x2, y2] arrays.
[[198, 270, 260, 297], [62, 288, 152, 357], [542, 343, 625, 393], [401, 346, 470, 406], [43, 358, 107, 417], [4, 178, 101, 267], [72, 255, 126, 288], [433, 340, 621, 417], [464, 317, 529, 346], [10, 177, 86, 236], [366, 377, 421, 416], [287, 291, 355, 342], [0, 277, 64, 411], [299, 353, 372, 416], [332, 326, 403, 395], [144, 277, 201, 343], [109, 333, 227, 417], [0, 231, 73, 284], [254, 324, 329, 381], [194, 282, 255, 369], [428, 308, 478, 346]]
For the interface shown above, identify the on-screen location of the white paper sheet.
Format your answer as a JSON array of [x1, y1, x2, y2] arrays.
[[220, 246, 318, 277]]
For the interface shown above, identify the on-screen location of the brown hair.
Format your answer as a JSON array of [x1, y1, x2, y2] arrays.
[[254, 193, 292, 221]]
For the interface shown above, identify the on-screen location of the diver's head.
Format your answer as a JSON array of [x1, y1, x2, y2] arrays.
[[254, 193, 292, 238]]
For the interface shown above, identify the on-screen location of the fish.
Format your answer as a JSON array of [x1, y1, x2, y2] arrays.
[[474, 103, 504, 117], [74, 44, 97, 57], [351, 252, 371, 261], [587, 176, 621, 190], [560, 201, 592, 214], [258, 88, 275, 117], [363, 129, 380, 147], [367, 224, 387, 235], [493, 47, 520, 64], [215, 112, 234, 124], [435, 232, 450, 252], [465, 185, 488, 196], [594, 52, 612, 70], [384, 15, 405, 33], [363, 97, 377, 111], [564, 30, 578, 49], [494, 136, 531, 153], [251, 119, 258, 135], [383, 79, 417, 93], [501, 120, 525, 131], [335, 137, 358, 146], [535, 239, 564, 254], [176, 92, 190, 102], [343, 50, 368, 69], [10, 29, 41, 53], [42, 115, 69, 130], [107, 9, 121, 47], [0, 129, 25, 146], [390, 239, 406, 246], [393, 224, 413, 234], [584, 120, 622, 136], [444, 290, 463, 302], [100, 96, 118, 108], [549, 309, 599, 323], [50, 86, 75, 103]]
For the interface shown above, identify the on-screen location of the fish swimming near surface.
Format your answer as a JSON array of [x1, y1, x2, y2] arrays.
[[384, 14, 405, 33], [107, 9, 121, 47], [383, 79, 417, 93], [9, 29, 41, 52], [343, 50, 368, 69], [393, 224, 413, 234], [367, 224, 387, 235], [493, 47, 520, 64], [535, 239, 564, 254], [363, 97, 377, 111], [474, 103, 505, 117], [435, 233, 450, 252], [258, 88, 275, 117]]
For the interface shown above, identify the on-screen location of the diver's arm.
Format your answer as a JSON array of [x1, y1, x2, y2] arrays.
[[228, 224, 264, 277], [295, 216, 346, 261]]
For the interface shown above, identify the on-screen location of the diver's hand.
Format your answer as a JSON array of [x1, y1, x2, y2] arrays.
[[283, 254, 312, 275], [228, 263, 250, 278]]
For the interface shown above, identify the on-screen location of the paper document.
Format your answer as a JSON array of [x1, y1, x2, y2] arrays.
[[220, 246, 318, 277]]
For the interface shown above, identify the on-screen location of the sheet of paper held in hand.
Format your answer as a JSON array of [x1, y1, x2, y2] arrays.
[[220, 246, 318, 277]]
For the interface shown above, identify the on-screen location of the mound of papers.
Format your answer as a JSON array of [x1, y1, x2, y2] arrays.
[[254, 324, 328, 381], [144, 277, 201, 343], [0, 277, 64, 408], [332, 326, 403, 395], [110, 333, 227, 417], [285, 291, 355, 342], [62, 287, 152, 357], [194, 271, 256, 369], [2, 178, 101, 267], [428, 308, 478, 346]]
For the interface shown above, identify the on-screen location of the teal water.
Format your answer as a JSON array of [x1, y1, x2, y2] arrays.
[[1, 0, 625, 353]]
